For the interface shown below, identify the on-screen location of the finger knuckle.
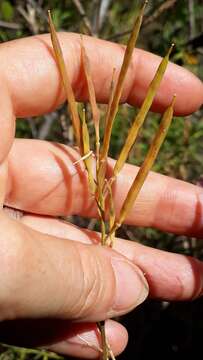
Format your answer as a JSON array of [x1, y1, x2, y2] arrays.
[[67, 244, 114, 320], [0, 215, 30, 320]]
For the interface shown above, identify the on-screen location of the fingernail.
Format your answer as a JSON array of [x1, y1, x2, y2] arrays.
[[66, 328, 101, 353], [109, 258, 149, 317]]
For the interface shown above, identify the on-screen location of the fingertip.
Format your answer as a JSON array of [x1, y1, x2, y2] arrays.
[[170, 65, 203, 116], [2, 32, 202, 119], [128, 54, 203, 116], [47, 320, 128, 359], [106, 320, 128, 356]]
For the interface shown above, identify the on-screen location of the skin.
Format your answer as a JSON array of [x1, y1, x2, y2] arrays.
[[0, 33, 202, 358]]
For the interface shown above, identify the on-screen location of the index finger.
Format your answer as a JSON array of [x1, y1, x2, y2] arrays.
[[1, 32, 202, 118]]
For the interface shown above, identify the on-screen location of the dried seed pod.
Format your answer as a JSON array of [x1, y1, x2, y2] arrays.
[[48, 10, 81, 150], [81, 36, 100, 159], [100, 1, 147, 162], [108, 95, 176, 239], [113, 44, 175, 178]]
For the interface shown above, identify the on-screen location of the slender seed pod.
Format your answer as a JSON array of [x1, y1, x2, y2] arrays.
[[100, 1, 148, 162], [108, 95, 176, 239], [81, 37, 100, 160], [48, 10, 82, 150], [113, 44, 174, 178]]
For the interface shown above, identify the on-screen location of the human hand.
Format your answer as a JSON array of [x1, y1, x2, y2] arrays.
[[0, 33, 202, 358]]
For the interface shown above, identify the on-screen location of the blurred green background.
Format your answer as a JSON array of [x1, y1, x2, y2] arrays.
[[0, 0, 203, 358]]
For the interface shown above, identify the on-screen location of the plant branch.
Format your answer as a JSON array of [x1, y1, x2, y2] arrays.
[[0, 20, 21, 30], [72, 0, 93, 35], [98, 0, 112, 31], [107, 0, 177, 41], [188, 0, 196, 39], [38, 113, 57, 140]]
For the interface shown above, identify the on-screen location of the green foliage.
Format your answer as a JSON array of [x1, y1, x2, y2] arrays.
[[0, 344, 63, 360], [15, 120, 32, 139], [0, 1, 14, 21], [51, 8, 74, 30], [125, 111, 203, 183]]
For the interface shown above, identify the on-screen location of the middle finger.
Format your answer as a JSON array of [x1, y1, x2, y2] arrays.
[[6, 138, 203, 237], [21, 213, 203, 302]]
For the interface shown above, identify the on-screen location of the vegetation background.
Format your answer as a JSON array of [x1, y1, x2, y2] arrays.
[[0, 0, 203, 358]]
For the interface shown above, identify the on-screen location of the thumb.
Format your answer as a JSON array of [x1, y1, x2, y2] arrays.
[[0, 212, 148, 322]]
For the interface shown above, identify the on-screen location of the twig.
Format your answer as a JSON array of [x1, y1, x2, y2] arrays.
[[98, 0, 112, 31], [27, 0, 48, 23], [107, 0, 177, 41], [59, 114, 72, 143], [27, 113, 57, 140], [17, 4, 39, 34], [72, 0, 93, 35], [38, 113, 57, 140], [143, 0, 177, 27], [0, 20, 21, 30], [188, 0, 196, 39], [91, 0, 102, 35], [27, 118, 38, 138]]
